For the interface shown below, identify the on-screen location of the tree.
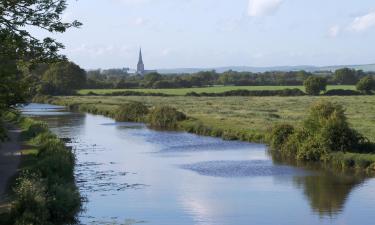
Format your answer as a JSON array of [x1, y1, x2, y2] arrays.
[[356, 76, 375, 94], [144, 72, 162, 88], [41, 61, 86, 95], [304, 77, 327, 95], [334, 68, 358, 85], [0, 0, 80, 109]]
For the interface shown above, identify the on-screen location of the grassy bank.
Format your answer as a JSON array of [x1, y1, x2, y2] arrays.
[[33, 95, 375, 173], [78, 85, 356, 96], [0, 113, 81, 225]]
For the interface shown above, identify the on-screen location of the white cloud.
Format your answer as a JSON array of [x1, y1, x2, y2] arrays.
[[248, 0, 283, 17], [134, 17, 147, 26], [328, 25, 340, 38], [348, 11, 375, 32]]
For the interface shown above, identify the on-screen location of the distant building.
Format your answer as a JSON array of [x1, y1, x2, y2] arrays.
[[136, 48, 145, 75], [135, 48, 157, 76]]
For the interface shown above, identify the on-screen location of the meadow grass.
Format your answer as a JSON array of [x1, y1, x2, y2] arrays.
[[78, 85, 356, 96]]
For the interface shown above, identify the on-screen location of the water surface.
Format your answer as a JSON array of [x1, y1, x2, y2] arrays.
[[23, 103, 375, 225]]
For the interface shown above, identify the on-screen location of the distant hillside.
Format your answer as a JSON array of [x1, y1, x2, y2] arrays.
[[156, 64, 375, 74]]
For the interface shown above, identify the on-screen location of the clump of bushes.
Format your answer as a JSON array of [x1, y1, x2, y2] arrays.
[[148, 106, 186, 129], [356, 76, 375, 94], [114, 102, 149, 122], [304, 77, 327, 95], [268, 101, 371, 165], [9, 118, 81, 225]]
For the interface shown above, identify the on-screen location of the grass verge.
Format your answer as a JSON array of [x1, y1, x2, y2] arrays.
[[0, 113, 81, 225]]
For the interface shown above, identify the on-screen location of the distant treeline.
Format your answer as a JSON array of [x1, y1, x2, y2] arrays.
[[85, 68, 375, 89], [27, 62, 375, 96]]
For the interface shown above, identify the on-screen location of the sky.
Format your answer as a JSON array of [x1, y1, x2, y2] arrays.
[[34, 0, 375, 69]]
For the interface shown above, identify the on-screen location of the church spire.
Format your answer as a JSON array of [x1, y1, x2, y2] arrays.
[[137, 47, 145, 75], [138, 48, 143, 64]]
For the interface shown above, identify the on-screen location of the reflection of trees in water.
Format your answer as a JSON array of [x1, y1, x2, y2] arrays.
[[293, 173, 364, 216], [38, 113, 86, 137], [270, 151, 369, 216]]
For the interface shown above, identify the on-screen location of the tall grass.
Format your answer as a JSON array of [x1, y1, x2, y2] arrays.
[[114, 102, 149, 122]]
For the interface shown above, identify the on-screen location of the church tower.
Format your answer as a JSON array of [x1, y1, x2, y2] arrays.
[[136, 48, 145, 75]]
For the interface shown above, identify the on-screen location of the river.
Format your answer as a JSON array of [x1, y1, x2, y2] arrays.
[[22, 103, 375, 225]]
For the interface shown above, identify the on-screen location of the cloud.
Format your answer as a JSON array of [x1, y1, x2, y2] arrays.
[[348, 11, 375, 32], [134, 17, 147, 26], [328, 25, 340, 38], [248, 0, 283, 17]]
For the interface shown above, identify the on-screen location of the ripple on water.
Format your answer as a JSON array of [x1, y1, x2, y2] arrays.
[[181, 160, 309, 177]]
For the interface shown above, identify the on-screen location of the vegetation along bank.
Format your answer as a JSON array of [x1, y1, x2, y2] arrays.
[[34, 95, 375, 173], [0, 113, 81, 225]]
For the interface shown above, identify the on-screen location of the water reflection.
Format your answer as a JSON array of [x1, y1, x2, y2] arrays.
[[293, 173, 364, 216]]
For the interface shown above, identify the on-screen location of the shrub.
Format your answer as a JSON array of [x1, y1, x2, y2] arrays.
[[148, 106, 186, 129], [297, 135, 329, 161], [280, 128, 309, 156], [304, 101, 364, 152], [48, 183, 81, 223], [268, 100, 372, 163], [114, 102, 149, 122], [11, 174, 50, 225], [304, 76, 327, 95], [356, 76, 375, 94], [268, 124, 295, 150]]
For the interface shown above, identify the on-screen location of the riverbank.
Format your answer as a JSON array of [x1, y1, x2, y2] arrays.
[[34, 95, 375, 173], [0, 113, 81, 224]]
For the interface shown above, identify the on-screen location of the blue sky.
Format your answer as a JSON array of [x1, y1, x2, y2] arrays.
[[42, 0, 375, 69]]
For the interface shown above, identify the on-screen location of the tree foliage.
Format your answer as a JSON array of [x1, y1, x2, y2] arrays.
[[269, 101, 367, 161], [334, 68, 359, 85], [356, 76, 375, 93], [40, 61, 86, 95], [304, 77, 327, 95]]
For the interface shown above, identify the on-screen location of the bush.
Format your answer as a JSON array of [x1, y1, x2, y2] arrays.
[[268, 100, 372, 162], [356, 76, 375, 94], [304, 77, 327, 95], [297, 135, 329, 161], [114, 102, 149, 122], [48, 183, 81, 223], [11, 174, 50, 225], [148, 106, 186, 129], [268, 124, 295, 150], [280, 128, 309, 157]]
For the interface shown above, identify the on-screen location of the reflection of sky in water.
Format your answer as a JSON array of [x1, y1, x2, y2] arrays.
[[22, 104, 375, 225]]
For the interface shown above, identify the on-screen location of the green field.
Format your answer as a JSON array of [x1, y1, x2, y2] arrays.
[[78, 85, 356, 96], [45, 95, 375, 142]]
